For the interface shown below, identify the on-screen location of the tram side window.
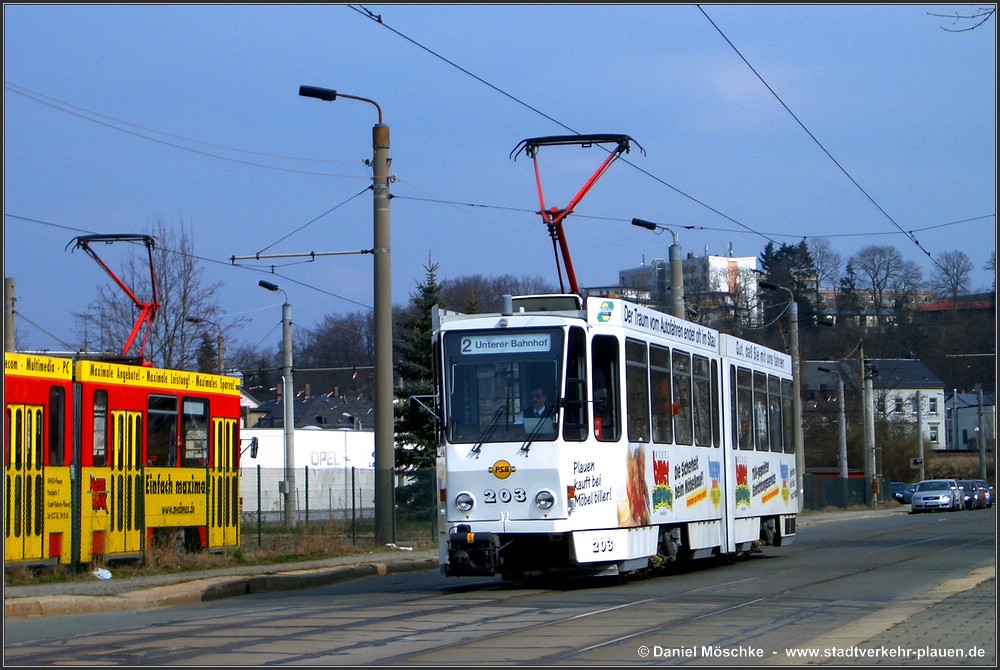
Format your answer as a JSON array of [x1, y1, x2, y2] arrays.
[[672, 350, 693, 445], [753, 371, 769, 451], [692, 355, 713, 447], [181, 398, 209, 467], [92, 389, 108, 467], [8, 407, 20, 467], [563, 326, 588, 441], [147, 395, 178, 466], [768, 376, 783, 453], [591, 335, 620, 442], [650, 344, 673, 444], [735, 367, 753, 450], [28, 406, 42, 468], [625, 339, 650, 443], [48, 387, 66, 465], [781, 378, 795, 454], [228, 420, 240, 468], [711, 360, 720, 447]]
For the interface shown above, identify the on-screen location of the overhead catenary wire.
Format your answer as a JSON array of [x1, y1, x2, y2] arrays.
[[4, 6, 994, 352]]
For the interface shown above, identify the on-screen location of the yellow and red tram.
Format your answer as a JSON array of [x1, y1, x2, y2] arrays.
[[4, 351, 242, 569]]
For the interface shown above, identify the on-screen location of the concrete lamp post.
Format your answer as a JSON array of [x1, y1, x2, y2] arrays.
[[298, 84, 395, 544], [259, 279, 297, 529], [758, 281, 803, 513]]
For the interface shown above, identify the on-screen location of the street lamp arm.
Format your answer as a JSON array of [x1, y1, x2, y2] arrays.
[[631, 217, 686, 320], [299, 85, 382, 123], [758, 280, 793, 298], [631, 218, 679, 245]]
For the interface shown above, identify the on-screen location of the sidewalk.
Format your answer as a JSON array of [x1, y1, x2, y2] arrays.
[[4, 547, 439, 619]]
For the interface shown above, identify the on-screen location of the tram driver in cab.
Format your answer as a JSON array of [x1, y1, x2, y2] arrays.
[[517, 385, 555, 432], [523, 386, 551, 418]]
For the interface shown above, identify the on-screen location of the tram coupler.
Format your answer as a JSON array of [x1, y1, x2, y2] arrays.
[[446, 524, 500, 577]]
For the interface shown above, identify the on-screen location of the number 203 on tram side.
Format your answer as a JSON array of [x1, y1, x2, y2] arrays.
[[433, 294, 797, 580], [4, 351, 242, 569]]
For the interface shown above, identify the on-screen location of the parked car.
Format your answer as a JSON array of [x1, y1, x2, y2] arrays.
[[973, 480, 993, 508], [969, 480, 990, 509], [957, 480, 983, 510], [893, 482, 918, 505], [910, 479, 962, 513]]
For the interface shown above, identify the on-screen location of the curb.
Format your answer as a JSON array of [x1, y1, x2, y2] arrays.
[[4, 557, 439, 619]]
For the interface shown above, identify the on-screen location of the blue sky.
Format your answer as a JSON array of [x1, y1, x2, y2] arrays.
[[4, 4, 996, 354]]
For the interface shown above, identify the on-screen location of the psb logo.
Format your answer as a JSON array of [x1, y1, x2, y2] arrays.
[[489, 460, 516, 479], [597, 301, 614, 322]]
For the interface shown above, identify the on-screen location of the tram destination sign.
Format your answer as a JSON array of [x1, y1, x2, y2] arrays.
[[458, 333, 552, 355]]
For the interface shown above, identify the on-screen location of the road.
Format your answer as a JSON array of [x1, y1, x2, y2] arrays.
[[4, 507, 995, 665]]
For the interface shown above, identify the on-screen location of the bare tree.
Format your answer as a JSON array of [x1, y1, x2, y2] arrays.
[[693, 264, 759, 330], [928, 250, 974, 299], [74, 218, 225, 369], [809, 238, 842, 290], [442, 273, 557, 313], [293, 310, 375, 400], [928, 6, 995, 32], [849, 245, 917, 328], [886, 258, 923, 322]]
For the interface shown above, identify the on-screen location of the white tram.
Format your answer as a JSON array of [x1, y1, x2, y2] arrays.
[[434, 293, 797, 579]]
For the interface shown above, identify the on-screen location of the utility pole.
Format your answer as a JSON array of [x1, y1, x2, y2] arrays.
[[952, 389, 960, 451], [4, 277, 14, 351], [185, 316, 224, 374], [916, 390, 925, 481], [862, 352, 877, 506], [819, 366, 848, 506], [759, 281, 803, 512], [788, 298, 802, 511], [976, 383, 986, 479], [298, 85, 395, 544]]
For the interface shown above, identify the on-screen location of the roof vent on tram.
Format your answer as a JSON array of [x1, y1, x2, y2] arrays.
[[510, 294, 584, 313]]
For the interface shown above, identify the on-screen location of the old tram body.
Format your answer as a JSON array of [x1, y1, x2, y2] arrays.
[[434, 295, 797, 579]]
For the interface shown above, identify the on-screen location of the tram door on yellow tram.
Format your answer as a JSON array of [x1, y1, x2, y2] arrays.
[[94, 409, 143, 559], [208, 417, 240, 549], [4, 404, 45, 563]]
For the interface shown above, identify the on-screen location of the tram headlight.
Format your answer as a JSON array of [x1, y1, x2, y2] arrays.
[[534, 489, 556, 510], [454, 492, 475, 512]]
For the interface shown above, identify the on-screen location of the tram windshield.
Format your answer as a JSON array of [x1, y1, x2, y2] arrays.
[[443, 328, 564, 444]]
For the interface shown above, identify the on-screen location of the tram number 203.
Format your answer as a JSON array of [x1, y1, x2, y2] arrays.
[[591, 537, 615, 554], [483, 488, 527, 503]]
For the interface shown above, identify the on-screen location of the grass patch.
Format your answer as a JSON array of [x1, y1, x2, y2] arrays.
[[4, 522, 436, 586]]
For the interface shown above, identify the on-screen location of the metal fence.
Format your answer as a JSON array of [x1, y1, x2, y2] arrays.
[[238, 466, 875, 544], [240, 465, 437, 544], [802, 473, 895, 509]]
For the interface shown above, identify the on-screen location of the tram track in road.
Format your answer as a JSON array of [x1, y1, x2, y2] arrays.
[[367, 529, 995, 665], [1, 560, 786, 665], [5, 552, 987, 666], [286, 551, 982, 665], [5, 511, 993, 665]]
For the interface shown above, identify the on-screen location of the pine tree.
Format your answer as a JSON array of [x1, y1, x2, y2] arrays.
[[392, 262, 444, 515]]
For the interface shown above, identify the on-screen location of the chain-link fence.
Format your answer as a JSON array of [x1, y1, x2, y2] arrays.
[[240, 465, 437, 546]]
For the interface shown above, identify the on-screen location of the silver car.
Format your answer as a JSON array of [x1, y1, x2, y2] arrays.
[[910, 479, 962, 513]]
